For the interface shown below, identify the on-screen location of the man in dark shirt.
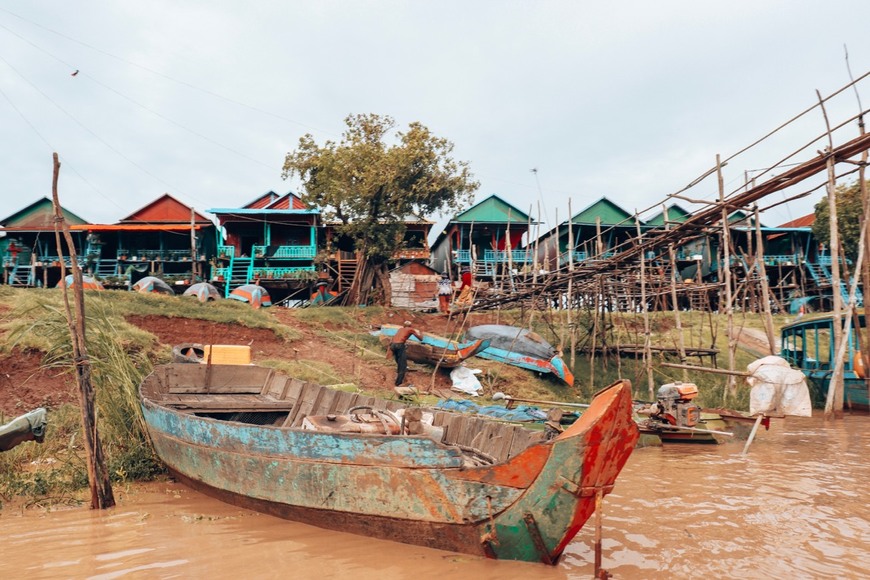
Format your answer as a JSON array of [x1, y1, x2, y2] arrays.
[[389, 321, 423, 386]]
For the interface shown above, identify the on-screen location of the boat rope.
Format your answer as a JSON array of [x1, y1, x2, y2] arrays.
[[479, 495, 500, 546]]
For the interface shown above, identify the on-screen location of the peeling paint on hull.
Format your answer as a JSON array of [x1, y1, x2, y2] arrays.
[[141, 367, 637, 563]]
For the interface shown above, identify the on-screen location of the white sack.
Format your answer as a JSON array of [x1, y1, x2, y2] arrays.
[[746, 355, 812, 417]]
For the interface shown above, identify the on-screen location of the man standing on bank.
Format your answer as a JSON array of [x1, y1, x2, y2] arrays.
[[436, 272, 453, 314], [389, 320, 423, 386]]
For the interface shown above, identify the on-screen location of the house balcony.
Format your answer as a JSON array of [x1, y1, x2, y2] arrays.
[[558, 250, 588, 266], [252, 244, 316, 259], [764, 254, 799, 266], [116, 248, 204, 262], [482, 249, 533, 264]]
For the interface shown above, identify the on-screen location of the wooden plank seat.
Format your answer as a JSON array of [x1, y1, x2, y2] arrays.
[[163, 393, 295, 414]]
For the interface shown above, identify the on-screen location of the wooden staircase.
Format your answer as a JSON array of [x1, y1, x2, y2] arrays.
[[225, 257, 252, 297], [336, 253, 357, 293], [95, 259, 118, 278]]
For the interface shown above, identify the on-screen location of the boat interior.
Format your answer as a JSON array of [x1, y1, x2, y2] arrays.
[[142, 364, 547, 465]]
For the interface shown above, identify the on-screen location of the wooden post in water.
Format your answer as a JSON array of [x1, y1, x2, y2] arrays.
[[594, 488, 605, 578], [718, 154, 737, 399], [50, 153, 115, 510]]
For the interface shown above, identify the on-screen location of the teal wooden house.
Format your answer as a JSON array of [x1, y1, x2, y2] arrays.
[[0, 197, 90, 287], [209, 191, 320, 296], [430, 194, 533, 277]]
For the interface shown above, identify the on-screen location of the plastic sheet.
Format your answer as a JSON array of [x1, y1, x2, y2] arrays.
[[449, 366, 483, 396], [746, 356, 812, 417]]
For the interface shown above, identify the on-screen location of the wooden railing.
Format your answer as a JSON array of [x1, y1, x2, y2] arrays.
[[252, 245, 316, 259]]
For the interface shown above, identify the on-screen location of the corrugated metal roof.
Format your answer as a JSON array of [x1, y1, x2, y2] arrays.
[[450, 194, 531, 224], [777, 213, 815, 228], [0, 197, 89, 228], [570, 197, 634, 225], [645, 203, 691, 226]]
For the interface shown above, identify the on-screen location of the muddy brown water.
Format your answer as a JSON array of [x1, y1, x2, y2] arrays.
[[1, 413, 868, 579]]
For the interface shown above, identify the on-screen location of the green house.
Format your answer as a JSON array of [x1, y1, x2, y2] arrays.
[[0, 197, 90, 286], [430, 194, 534, 277], [540, 197, 638, 268]]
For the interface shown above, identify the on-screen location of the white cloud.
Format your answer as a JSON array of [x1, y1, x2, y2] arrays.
[[0, 1, 868, 230]]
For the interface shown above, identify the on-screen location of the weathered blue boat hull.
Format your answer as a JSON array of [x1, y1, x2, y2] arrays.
[[379, 325, 575, 385], [474, 346, 575, 385], [140, 364, 637, 563]]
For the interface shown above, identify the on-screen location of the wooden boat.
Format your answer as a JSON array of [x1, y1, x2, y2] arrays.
[[0, 408, 47, 452], [465, 325, 575, 386], [377, 324, 490, 368], [140, 363, 639, 563], [781, 314, 869, 411]]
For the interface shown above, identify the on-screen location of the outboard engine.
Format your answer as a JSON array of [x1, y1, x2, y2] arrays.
[[648, 382, 701, 428]]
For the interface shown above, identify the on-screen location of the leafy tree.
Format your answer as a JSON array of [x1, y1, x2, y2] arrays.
[[813, 178, 868, 264], [283, 113, 479, 305]]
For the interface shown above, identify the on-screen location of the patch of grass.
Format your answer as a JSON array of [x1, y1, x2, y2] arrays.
[[259, 359, 358, 385], [0, 288, 301, 348], [1, 294, 166, 503]]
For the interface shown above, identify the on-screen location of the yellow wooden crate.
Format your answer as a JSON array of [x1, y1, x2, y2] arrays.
[[201, 345, 252, 365]]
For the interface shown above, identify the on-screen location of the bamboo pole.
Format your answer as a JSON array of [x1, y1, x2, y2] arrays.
[[190, 207, 197, 281], [567, 199, 575, 370], [818, 90, 845, 418], [530, 205, 538, 287], [660, 362, 751, 377], [854, 111, 870, 406], [636, 212, 654, 398], [718, 154, 737, 398], [753, 205, 777, 354], [664, 205, 688, 382], [595, 216, 603, 257], [50, 153, 115, 510]]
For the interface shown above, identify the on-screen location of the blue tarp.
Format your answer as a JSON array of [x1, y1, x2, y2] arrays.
[[435, 399, 549, 422]]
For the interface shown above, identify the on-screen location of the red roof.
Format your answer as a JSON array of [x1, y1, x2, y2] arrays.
[[244, 191, 280, 209], [777, 213, 815, 228], [118, 193, 210, 224], [266, 193, 305, 210]]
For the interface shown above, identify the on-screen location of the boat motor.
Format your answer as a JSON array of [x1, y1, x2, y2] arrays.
[[644, 382, 701, 428]]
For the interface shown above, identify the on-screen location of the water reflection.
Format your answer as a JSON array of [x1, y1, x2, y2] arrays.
[[1, 414, 868, 579]]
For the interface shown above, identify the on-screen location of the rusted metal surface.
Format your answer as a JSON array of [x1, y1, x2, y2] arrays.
[[140, 364, 638, 563]]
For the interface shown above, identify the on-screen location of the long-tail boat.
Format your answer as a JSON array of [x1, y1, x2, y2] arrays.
[[140, 363, 638, 563], [465, 324, 575, 386], [376, 324, 490, 368]]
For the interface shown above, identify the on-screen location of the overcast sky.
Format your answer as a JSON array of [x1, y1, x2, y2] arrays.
[[1, 2, 869, 240]]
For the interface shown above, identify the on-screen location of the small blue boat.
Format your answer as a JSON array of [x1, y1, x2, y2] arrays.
[[780, 314, 869, 411], [465, 325, 575, 386]]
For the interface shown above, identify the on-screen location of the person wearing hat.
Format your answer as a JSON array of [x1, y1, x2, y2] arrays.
[[389, 320, 422, 386], [436, 272, 453, 313]]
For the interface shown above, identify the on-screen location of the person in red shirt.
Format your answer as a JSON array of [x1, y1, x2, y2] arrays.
[[460, 268, 472, 290], [389, 321, 423, 386]]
